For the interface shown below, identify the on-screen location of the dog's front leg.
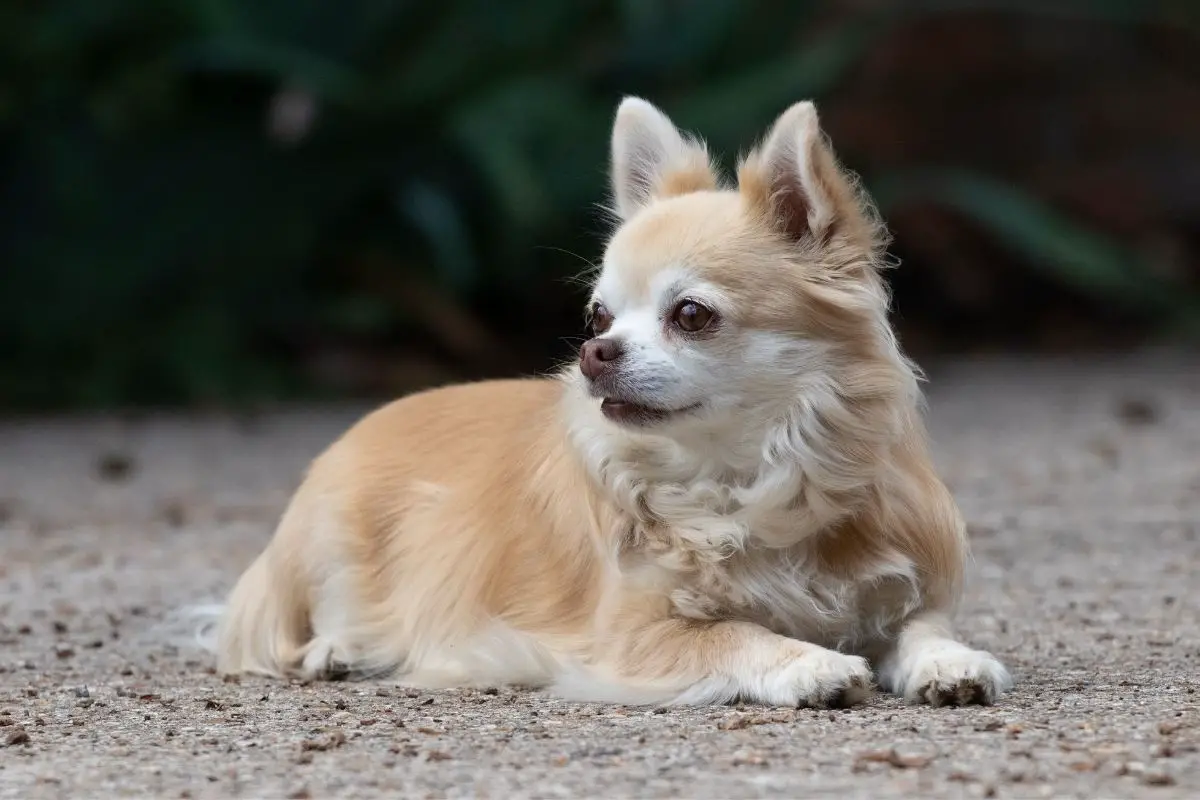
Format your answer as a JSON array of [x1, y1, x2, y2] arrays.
[[877, 610, 1012, 706], [604, 617, 874, 708]]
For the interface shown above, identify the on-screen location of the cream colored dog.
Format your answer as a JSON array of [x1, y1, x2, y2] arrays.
[[215, 97, 1012, 708]]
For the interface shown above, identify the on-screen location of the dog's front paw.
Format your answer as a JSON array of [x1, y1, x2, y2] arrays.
[[756, 649, 874, 708], [891, 643, 1012, 706]]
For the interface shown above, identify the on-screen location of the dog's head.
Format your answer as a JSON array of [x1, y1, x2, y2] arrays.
[[571, 98, 915, 469]]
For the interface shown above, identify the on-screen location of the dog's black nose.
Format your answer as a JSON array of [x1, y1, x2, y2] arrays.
[[579, 338, 623, 379]]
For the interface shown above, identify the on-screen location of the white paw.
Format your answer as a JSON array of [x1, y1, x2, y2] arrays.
[[297, 637, 354, 681], [888, 642, 1012, 706], [752, 648, 875, 708]]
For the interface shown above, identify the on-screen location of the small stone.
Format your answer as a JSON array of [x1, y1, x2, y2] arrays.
[[1152, 743, 1175, 758], [1142, 769, 1176, 786], [888, 749, 936, 769], [96, 452, 136, 482], [1087, 437, 1120, 466], [717, 712, 789, 731], [7, 729, 31, 746], [732, 750, 769, 766], [855, 747, 936, 769], [1116, 398, 1159, 426], [161, 500, 188, 528], [299, 729, 346, 752], [73, 686, 90, 699]]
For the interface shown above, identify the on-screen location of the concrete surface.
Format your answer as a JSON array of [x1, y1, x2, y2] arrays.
[[1, 351, 1198, 799]]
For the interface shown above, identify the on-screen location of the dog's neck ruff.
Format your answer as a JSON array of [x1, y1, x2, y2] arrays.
[[560, 371, 904, 559]]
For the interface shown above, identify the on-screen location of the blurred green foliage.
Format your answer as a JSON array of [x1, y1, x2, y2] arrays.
[[2, 0, 1198, 408]]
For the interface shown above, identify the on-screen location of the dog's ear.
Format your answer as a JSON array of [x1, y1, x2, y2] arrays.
[[739, 102, 875, 249], [610, 97, 717, 221]]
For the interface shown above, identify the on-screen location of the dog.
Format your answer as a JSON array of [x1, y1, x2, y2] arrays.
[[214, 97, 1012, 708]]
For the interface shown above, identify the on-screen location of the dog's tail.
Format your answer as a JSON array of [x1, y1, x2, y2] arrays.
[[207, 549, 307, 678], [184, 602, 226, 654]]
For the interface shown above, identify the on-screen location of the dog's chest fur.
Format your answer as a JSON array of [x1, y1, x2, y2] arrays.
[[578, 408, 921, 653], [621, 507, 921, 653]]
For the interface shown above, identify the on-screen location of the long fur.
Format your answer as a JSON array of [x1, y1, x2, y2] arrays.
[[208, 97, 1012, 708]]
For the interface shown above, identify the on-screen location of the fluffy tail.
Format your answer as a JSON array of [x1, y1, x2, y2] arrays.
[[212, 549, 308, 677]]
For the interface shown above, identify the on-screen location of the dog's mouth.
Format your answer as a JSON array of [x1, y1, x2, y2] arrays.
[[600, 398, 700, 426]]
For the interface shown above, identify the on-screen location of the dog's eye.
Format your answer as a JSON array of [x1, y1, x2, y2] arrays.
[[588, 303, 614, 336], [672, 301, 714, 333]]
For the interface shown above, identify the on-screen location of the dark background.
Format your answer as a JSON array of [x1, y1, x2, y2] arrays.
[[2, 0, 1198, 411]]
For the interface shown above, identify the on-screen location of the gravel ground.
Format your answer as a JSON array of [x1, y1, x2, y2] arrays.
[[2, 351, 1199, 799]]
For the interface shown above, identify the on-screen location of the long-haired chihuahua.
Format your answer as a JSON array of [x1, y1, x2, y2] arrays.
[[213, 98, 1012, 708]]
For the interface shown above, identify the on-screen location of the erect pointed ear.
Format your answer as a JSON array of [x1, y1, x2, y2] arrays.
[[739, 101, 874, 247], [610, 97, 717, 220]]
